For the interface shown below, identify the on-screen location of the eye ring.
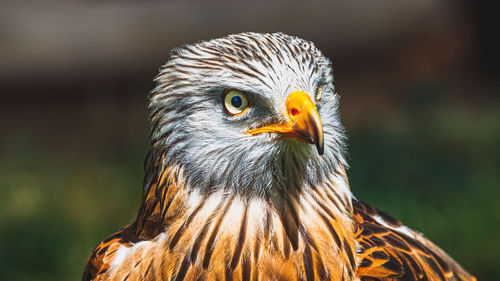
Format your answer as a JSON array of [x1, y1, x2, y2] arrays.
[[222, 89, 250, 116]]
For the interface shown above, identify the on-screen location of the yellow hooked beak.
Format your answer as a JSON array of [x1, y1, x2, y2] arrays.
[[246, 91, 324, 155]]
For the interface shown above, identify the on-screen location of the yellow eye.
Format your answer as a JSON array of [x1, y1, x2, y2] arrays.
[[223, 90, 249, 116]]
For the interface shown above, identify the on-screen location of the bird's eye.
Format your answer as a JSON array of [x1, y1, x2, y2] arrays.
[[223, 90, 249, 116], [315, 85, 323, 102]]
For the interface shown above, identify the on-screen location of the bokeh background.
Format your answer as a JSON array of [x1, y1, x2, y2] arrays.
[[1, 0, 498, 280]]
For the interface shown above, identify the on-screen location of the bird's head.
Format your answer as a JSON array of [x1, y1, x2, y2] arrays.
[[148, 32, 347, 198]]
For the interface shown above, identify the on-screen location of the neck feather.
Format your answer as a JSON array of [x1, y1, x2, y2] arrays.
[[131, 150, 357, 280]]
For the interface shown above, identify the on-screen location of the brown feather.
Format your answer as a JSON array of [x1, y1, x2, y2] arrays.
[[353, 200, 476, 281], [82, 167, 357, 281]]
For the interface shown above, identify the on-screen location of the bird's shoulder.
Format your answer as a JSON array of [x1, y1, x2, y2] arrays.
[[82, 225, 137, 281], [352, 199, 476, 281]]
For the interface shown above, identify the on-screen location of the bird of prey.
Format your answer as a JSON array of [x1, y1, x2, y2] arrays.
[[82, 32, 475, 281]]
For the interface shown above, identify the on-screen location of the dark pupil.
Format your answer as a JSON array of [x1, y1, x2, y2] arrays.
[[231, 95, 242, 108]]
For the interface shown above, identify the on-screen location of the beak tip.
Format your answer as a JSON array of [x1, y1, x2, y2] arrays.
[[316, 143, 324, 156]]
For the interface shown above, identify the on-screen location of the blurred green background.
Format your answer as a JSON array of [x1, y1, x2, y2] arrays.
[[1, 1, 498, 280]]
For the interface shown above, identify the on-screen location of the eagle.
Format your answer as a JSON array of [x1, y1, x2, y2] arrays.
[[82, 32, 475, 281]]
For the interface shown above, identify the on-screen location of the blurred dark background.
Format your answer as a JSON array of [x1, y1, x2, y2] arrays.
[[0, 1, 498, 280]]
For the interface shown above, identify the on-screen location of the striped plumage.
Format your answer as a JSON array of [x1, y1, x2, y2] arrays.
[[82, 32, 475, 281]]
